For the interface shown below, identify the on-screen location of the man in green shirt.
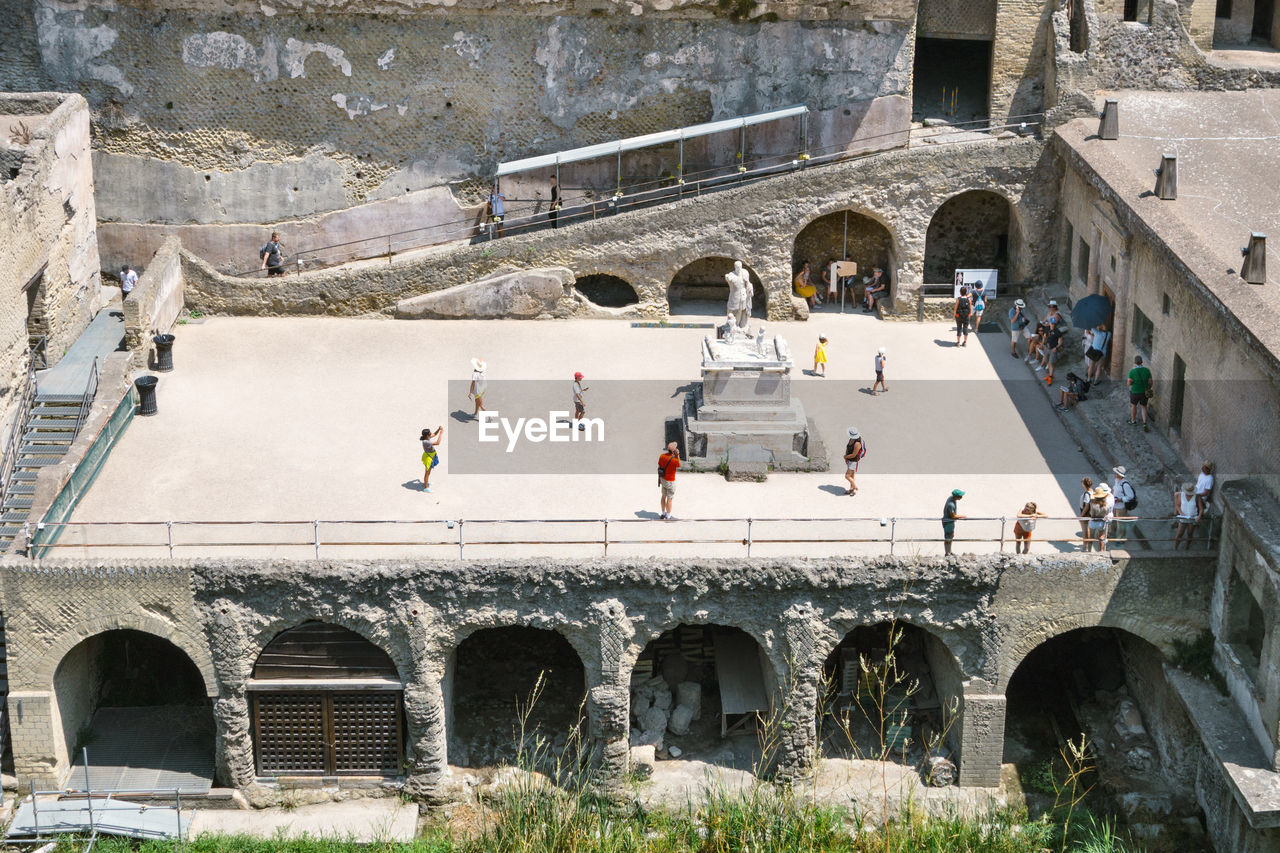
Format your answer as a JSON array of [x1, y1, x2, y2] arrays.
[[1127, 355, 1153, 432]]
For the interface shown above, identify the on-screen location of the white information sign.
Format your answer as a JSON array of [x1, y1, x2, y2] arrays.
[[953, 269, 999, 299]]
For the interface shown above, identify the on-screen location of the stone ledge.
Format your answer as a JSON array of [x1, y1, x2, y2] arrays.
[[1167, 666, 1280, 829]]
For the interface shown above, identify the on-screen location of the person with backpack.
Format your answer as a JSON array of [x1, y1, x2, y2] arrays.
[[970, 285, 986, 333], [259, 231, 285, 276], [1111, 466, 1137, 545], [843, 427, 865, 496], [1084, 486, 1111, 552], [658, 441, 681, 520], [954, 286, 972, 347], [1055, 372, 1089, 410]]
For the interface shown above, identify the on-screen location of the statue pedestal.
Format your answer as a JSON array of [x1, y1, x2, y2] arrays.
[[681, 334, 826, 476]]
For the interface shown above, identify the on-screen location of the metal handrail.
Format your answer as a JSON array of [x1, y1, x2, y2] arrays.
[[23, 512, 1218, 560], [72, 357, 99, 441], [27, 335, 46, 370], [227, 114, 1044, 278], [0, 358, 39, 511]]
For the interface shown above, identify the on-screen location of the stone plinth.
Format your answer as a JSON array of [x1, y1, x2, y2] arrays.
[[682, 333, 825, 474]]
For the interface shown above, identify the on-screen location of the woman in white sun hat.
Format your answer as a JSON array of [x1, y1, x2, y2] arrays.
[[468, 357, 488, 420], [843, 427, 866, 496]]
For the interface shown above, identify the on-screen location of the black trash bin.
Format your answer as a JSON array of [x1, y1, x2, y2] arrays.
[[153, 334, 175, 372], [135, 375, 159, 416]]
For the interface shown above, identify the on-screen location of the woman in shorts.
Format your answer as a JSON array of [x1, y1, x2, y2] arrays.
[[420, 425, 443, 493], [1174, 482, 1200, 550], [1014, 501, 1049, 554], [842, 427, 864, 496], [1084, 487, 1110, 552]]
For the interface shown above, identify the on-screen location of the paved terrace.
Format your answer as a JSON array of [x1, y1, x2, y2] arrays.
[[44, 308, 1187, 559]]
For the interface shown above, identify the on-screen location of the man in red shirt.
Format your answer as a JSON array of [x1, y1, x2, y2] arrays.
[[658, 441, 681, 520]]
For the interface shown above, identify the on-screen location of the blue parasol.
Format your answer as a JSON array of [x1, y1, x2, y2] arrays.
[[1071, 294, 1113, 329]]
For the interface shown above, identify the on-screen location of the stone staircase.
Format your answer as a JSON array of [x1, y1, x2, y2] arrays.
[[0, 393, 83, 549]]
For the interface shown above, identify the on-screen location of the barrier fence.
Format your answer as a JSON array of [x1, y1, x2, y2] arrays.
[[24, 513, 1217, 560], [230, 115, 1044, 278]]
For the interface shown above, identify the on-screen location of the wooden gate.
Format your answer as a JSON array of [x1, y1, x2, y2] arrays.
[[253, 691, 403, 776]]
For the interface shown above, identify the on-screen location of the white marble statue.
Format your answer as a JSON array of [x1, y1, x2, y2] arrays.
[[755, 325, 767, 356], [725, 261, 751, 331], [724, 312, 739, 342]]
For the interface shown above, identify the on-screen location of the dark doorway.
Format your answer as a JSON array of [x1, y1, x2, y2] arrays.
[[1170, 353, 1187, 431], [576, 274, 639, 308], [54, 630, 214, 792], [912, 38, 992, 123], [1254, 0, 1275, 40], [251, 622, 404, 776], [447, 627, 585, 769]]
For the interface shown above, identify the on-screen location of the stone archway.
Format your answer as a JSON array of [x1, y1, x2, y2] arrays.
[[819, 623, 965, 767], [923, 190, 1013, 284], [575, 273, 640, 308], [52, 629, 216, 790], [445, 626, 586, 770], [792, 210, 895, 308], [668, 257, 766, 318]]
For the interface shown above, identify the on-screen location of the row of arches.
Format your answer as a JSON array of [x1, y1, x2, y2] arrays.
[[572, 191, 1016, 313], [46, 617, 1169, 791]]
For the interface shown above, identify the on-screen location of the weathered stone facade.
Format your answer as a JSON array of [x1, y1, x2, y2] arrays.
[[0, 550, 1215, 796], [0, 92, 103, 427], [179, 136, 1053, 320]]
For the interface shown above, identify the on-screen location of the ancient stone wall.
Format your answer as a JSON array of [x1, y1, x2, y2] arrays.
[[0, 550, 1216, 795], [0, 0, 916, 228], [180, 136, 1053, 320], [0, 92, 103, 420]]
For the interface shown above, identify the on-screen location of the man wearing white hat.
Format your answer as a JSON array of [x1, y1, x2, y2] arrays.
[[468, 357, 488, 420], [872, 347, 887, 395], [1111, 465, 1137, 544], [1008, 298, 1027, 358]]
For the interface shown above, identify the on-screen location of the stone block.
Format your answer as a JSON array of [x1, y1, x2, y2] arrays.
[[395, 267, 572, 319], [726, 444, 771, 481]]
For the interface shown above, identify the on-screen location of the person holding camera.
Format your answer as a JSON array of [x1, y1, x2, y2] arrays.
[[658, 441, 681, 520]]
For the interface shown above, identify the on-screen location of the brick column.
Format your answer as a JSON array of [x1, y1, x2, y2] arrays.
[[589, 600, 632, 793], [7, 691, 62, 792], [957, 692, 1006, 787], [774, 608, 824, 782]]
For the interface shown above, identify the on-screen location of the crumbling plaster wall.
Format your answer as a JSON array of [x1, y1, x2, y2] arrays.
[[0, 92, 103, 425], [0, 0, 918, 227], [181, 136, 1056, 320], [0, 550, 1215, 797]]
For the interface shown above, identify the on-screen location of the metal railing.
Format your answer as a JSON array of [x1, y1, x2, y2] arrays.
[[28, 335, 47, 370], [72, 357, 99, 441], [0, 360, 38, 511], [228, 114, 1044, 278], [23, 513, 1217, 560]]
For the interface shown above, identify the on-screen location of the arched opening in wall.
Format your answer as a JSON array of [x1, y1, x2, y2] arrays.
[[1004, 628, 1200, 826], [668, 257, 766, 318], [820, 624, 963, 773], [250, 622, 404, 776], [913, 0, 994, 124], [575, 274, 639, 308], [792, 211, 894, 308], [447, 627, 586, 770], [52, 629, 214, 791], [923, 191, 1012, 285], [629, 624, 777, 774]]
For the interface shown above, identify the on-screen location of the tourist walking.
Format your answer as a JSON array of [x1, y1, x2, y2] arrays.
[[954, 287, 972, 347], [1039, 322, 1063, 385], [420, 425, 443, 493], [970, 285, 986, 333], [120, 264, 137, 298], [1008, 298, 1027, 357], [1014, 501, 1049, 554], [1127, 355, 1153, 431], [468, 358, 488, 420], [572, 371, 588, 430], [549, 175, 560, 228], [259, 231, 285, 276], [843, 427, 865, 496], [872, 347, 887, 394], [941, 488, 966, 555], [1084, 486, 1110, 551], [488, 184, 506, 237], [658, 441, 681, 520], [1174, 482, 1200, 550], [813, 336, 828, 377]]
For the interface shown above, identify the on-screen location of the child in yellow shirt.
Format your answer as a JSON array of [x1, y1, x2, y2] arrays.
[[813, 336, 828, 376]]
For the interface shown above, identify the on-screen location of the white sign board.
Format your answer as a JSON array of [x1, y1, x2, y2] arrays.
[[953, 269, 998, 299]]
